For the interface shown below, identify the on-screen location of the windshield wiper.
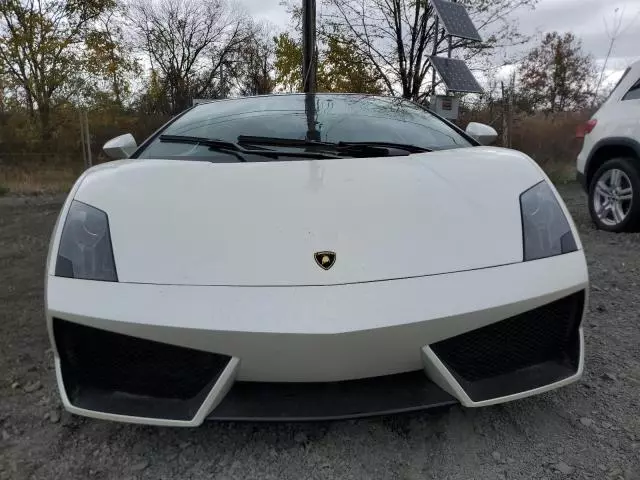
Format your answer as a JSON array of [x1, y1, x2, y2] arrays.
[[238, 135, 391, 157], [159, 135, 341, 161], [337, 141, 432, 154], [237, 135, 431, 156], [238, 135, 335, 148], [160, 135, 249, 161]]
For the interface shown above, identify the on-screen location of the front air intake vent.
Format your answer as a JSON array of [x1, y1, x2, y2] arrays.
[[54, 318, 231, 420], [430, 291, 584, 402]]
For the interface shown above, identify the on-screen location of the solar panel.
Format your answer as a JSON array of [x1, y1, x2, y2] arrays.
[[431, 0, 482, 42], [429, 56, 483, 93]]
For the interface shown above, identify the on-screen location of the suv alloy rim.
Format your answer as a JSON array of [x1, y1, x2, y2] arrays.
[[593, 168, 633, 226]]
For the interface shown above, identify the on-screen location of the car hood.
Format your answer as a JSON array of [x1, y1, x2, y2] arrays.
[[73, 147, 544, 286]]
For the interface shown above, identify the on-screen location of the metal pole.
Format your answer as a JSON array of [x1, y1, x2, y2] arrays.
[[501, 81, 508, 147], [305, 94, 319, 141], [508, 73, 515, 148], [431, 15, 439, 95], [79, 110, 87, 170], [448, 0, 455, 58], [302, 0, 316, 93], [83, 111, 92, 168], [220, 62, 225, 98]]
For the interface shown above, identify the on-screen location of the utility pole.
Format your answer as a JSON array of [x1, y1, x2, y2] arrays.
[[302, 0, 319, 140], [79, 110, 92, 170], [301, 0, 316, 93], [508, 72, 515, 148], [79, 110, 87, 169]]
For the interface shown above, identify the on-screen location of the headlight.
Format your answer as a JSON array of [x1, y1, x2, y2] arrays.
[[55, 201, 118, 281], [520, 182, 577, 261]]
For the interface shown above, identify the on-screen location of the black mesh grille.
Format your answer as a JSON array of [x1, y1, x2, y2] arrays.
[[54, 318, 230, 402], [431, 291, 584, 383]]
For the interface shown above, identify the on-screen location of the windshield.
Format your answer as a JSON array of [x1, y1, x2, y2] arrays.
[[136, 94, 473, 161]]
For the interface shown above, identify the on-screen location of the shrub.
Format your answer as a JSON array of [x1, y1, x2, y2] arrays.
[[459, 108, 589, 181]]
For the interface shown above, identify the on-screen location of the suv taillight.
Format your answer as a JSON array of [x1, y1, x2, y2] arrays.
[[576, 119, 597, 139]]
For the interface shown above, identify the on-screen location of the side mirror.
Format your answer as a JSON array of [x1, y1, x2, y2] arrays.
[[466, 122, 498, 146], [103, 133, 137, 160]]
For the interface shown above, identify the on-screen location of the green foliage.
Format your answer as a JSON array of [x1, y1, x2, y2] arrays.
[[274, 32, 383, 94], [0, 185, 9, 196], [136, 69, 172, 115], [0, 0, 117, 142], [274, 32, 303, 92], [84, 11, 141, 107], [321, 35, 383, 94]]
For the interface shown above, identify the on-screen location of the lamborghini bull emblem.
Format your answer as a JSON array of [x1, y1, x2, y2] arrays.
[[314, 251, 336, 270]]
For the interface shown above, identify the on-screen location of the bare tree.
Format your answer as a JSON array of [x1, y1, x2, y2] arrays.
[[234, 23, 276, 97], [129, 0, 248, 113], [518, 32, 597, 113], [319, 0, 538, 101], [593, 6, 640, 104]]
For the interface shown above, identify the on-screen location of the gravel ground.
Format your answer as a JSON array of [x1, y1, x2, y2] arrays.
[[0, 183, 639, 480]]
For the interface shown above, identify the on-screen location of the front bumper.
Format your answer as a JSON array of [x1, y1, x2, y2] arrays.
[[46, 251, 588, 426]]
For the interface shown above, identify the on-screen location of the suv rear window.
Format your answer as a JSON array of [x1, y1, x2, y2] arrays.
[[622, 78, 640, 101], [603, 67, 630, 103]]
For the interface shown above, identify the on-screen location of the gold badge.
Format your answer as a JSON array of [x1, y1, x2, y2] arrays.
[[314, 251, 336, 270]]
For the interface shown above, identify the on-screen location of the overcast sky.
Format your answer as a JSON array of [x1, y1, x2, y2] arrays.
[[251, 0, 640, 80], [516, 0, 639, 67]]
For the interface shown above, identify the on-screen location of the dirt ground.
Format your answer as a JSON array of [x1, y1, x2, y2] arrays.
[[0, 183, 639, 480]]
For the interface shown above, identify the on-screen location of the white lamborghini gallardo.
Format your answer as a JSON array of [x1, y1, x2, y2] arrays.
[[46, 94, 589, 426]]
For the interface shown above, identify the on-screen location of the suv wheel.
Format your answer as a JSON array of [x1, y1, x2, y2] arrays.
[[588, 158, 640, 232]]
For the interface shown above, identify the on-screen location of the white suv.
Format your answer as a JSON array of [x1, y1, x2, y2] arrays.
[[577, 59, 640, 232]]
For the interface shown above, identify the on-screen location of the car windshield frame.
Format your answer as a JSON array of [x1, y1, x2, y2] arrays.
[[131, 94, 478, 162]]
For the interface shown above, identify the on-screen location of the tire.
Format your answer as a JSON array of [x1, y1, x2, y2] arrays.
[[588, 157, 640, 232]]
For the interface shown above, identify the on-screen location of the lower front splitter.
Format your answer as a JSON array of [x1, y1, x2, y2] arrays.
[[207, 371, 457, 421]]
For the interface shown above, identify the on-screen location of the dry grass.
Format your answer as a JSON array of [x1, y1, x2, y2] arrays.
[[0, 154, 575, 198], [511, 112, 587, 168], [460, 109, 588, 184], [0, 164, 79, 195], [543, 160, 577, 184]]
